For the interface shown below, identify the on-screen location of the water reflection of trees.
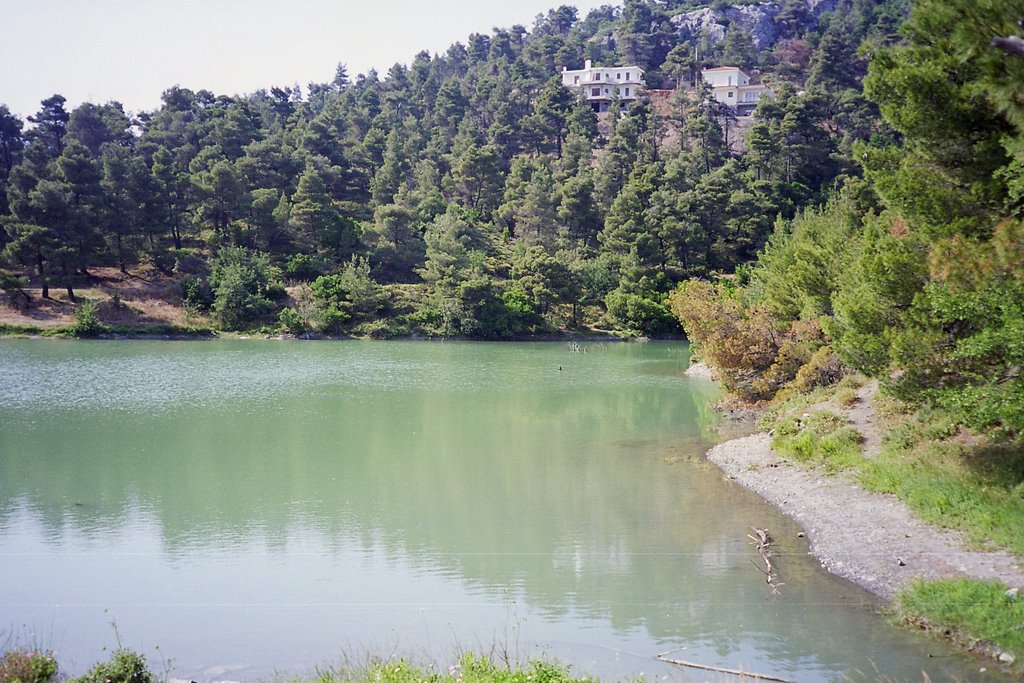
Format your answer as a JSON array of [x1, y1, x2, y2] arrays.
[[0, 342, 968, 678]]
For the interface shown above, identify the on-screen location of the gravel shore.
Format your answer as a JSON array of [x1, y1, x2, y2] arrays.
[[705, 433, 1024, 601]]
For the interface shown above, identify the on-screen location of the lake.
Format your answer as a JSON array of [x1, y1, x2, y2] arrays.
[[0, 340, 998, 681]]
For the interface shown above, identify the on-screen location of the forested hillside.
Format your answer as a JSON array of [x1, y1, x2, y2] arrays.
[[1, 0, 905, 337], [670, 0, 1024, 436]]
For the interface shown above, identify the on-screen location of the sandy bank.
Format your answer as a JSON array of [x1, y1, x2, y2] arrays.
[[705, 433, 1024, 601]]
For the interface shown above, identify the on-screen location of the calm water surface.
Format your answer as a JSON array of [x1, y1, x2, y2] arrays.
[[0, 340, 1001, 681]]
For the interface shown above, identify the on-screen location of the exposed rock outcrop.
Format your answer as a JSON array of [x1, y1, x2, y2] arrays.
[[672, 0, 838, 52]]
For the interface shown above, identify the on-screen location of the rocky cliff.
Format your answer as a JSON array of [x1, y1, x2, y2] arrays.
[[672, 0, 838, 52]]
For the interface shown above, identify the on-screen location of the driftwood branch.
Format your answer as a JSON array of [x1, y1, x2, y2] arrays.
[[656, 655, 794, 683], [748, 527, 782, 594]]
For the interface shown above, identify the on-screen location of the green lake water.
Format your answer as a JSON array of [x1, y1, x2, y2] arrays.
[[0, 340, 1003, 681]]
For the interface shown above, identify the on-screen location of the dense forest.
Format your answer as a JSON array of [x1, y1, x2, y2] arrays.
[[1, 0, 905, 339]]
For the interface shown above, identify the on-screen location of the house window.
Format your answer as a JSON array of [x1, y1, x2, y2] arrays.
[[604, 88, 609, 94], [728, 91, 735, 98], [616, 72, 621, 80], [624, 87, 630, 96], [728, 76, 733, 86], [591, 88, 601, 96], [574, 76, 579, 84], [626, 72, 630, 81]]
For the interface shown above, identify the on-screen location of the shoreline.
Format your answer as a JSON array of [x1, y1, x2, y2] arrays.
[[0, 327, 658, 342], [703, 432, 1024, 602]]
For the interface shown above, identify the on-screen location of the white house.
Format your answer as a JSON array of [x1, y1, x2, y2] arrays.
[[701, 66, 772, 115], [561, 60, 645, 112]]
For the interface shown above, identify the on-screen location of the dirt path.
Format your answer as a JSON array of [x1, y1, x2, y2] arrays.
[[846, 379, 883, 457]]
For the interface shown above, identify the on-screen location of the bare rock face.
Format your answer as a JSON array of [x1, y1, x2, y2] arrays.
[[672, 0, 838, 52], [674, 4, 782, 51]]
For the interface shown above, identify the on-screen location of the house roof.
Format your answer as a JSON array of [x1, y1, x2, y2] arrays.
[[702, 66, 746, 72], [563, 64, 645, 74]]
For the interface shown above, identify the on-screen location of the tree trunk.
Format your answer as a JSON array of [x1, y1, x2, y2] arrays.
[[169, 201, 183, 250], [117, 232, 127, 273], [36, 250, 49, 299]]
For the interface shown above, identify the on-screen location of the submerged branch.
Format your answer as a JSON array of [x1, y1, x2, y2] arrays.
[[749, 527, 782, 594], [656, 654, 794, 683]]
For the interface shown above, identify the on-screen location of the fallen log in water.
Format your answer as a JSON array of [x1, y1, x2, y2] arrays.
[[656, 653, 794, 683]]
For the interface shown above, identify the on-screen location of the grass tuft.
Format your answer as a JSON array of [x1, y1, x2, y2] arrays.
[[897, 578, 1023, 666], [315, 654, 595, 683], [771, 409, 863, 472], [836, 387, 859, 408]]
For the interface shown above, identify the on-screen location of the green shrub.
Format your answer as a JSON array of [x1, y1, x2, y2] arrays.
[[179, 275, 212, 313], [340, 256, 389, 320], [605, 289, 676, 336], [278, 307, 307, 335], [318, 305, 349, 335], [73, 649, 153, 683], [71, 301, 106, 337], [353, 318, 394, 339], [0, 648, 59, 683], [310, 274, 345, 304], [209, 247, 284, 330], [284, 253, 326, 281], [501, 286, 543, 333]]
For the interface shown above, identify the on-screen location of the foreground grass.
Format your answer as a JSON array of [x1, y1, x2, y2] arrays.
[[305, 654, 598, 683], [897, 579, 1023, 665], [0, 649, 598, 683]]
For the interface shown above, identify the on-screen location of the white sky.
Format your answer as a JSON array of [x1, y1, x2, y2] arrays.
[[1, 0, 613, 120]]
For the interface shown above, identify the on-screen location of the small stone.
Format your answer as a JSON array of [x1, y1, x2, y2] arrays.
[[1005, 587, 1019, 601], [797, 532, 805, 538], [897, 557, 906, 566], [998, 652, 1015, 665]]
